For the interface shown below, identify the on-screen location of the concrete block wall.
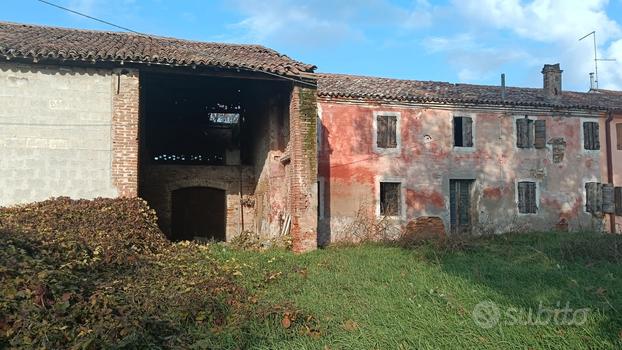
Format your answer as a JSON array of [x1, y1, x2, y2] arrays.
[[0, 63, 121, 205]]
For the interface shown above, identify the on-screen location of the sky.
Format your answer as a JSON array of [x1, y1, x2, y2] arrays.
[[3, 0, 622, 92]]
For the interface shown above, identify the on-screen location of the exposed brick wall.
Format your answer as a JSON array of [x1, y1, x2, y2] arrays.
[[111, 69, 140, 197], [139, 164, 255, 240], [289, 85, 318, 252]]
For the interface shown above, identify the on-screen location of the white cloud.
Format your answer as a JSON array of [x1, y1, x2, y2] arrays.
[[452, 0, 622, 90]]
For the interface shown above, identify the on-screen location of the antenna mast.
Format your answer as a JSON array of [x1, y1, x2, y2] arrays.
[[579, 31, 616, 90]]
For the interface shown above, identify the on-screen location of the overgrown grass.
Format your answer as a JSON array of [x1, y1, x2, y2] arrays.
[[215, 232, 622, 349], [2, 200, 621, 349]]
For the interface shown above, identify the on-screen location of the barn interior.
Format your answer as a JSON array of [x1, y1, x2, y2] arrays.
[[138, 70, 292, 242]]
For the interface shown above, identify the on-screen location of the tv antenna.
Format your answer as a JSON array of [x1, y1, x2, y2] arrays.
[[579, 31, 616, 90]]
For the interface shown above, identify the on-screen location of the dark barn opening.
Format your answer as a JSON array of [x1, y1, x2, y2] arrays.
[[171, 187, 226, 241], [138, 70, 291, 241]]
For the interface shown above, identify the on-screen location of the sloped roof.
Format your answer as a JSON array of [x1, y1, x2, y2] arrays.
[[318, 73, 622, 111], [0, 21, 316, 77]]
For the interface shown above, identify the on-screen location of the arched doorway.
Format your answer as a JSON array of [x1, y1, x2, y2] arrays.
[[171, 187, 226, 241]]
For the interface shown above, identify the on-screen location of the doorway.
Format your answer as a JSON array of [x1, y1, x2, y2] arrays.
[[449, 179, 474, 234], [171, 187, 226, 241]]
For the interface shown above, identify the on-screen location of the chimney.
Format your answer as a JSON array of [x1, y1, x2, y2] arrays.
[[542, 64, 563, 97]]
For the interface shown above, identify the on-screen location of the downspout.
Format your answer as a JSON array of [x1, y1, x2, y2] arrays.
[[605, 110, 615, 233]]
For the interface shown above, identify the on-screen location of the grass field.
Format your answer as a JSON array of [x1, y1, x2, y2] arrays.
[[212, 233, 622, 349], [2, 199, 621, 349]]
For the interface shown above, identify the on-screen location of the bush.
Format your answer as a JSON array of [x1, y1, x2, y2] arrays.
[[0, 198, 304, 349], [0, 197, 167, 264]]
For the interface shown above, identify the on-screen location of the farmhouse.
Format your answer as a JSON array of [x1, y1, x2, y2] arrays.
[[1, 21, 621, 252]]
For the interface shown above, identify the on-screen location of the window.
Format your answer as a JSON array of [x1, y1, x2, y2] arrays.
[[583, 121, 600, 150], [585, 182, 615, 214], [516, 117, 546, 149], [453, 116, 473, 147], [380, 182, 400, 216], [616, 123, 622, 150], [376, 114, 397, 149], [517, 181, 537, 214]]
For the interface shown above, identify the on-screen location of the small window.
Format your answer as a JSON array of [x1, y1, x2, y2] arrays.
[[583, 121, 600, 150], [380, 182, 400, 216], [516, 117, 534, 148], [517, 181, 537, 214], [616, 123, 622, 150], [585, 182, 603, 214], [516, 117, 546, 149], [376, 115, 397, 149], [453, 116, 473, 147]]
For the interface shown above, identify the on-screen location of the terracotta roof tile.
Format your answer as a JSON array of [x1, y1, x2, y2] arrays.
[[318, 73, 622, 111], [0, 21, 316, 77]]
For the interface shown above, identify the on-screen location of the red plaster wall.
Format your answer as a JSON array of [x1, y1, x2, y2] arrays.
[[318, 100, 609, 241]]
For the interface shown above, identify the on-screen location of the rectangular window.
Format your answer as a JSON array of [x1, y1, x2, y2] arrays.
[[453, 116, 473, 147], [585, 182, 603, 214], [376, 115, 397, 149], [583, 121, 600, 150], [380, 182, 400, 216], [516, 117, 534, 148], [517, 181, 537, 214], [450, 179, 474, 232], [534, 120, 546, 149], [616, 123, 622, 150]]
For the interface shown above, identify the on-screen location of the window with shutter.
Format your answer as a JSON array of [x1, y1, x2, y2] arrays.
[[517, 181, 537, 214], [616, 123, 622, 150], [516, 117, 534, 148], [376, 114, 398, 149], [453, 117, 474, 147], [380, 182, 400, 216], [450, 179, 474, 233], [585, 182, 603, 214], [534, 120, 546, 149], [615, 187, 622, 216], [583, 122, 600, 150], [377, 115, 388, 148], [602, 184, 615, 214]]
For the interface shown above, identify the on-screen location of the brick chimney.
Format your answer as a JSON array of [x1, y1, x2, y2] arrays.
[[542, 64, 563, 97]]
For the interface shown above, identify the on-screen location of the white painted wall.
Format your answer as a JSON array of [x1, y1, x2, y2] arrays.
[[0, 63, 117, 206]]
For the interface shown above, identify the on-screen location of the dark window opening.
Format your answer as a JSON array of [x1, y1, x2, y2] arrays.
[[517, 181, 537, 214], [453, 116, 473, 147], [616, 123, 622, 150], [377, 115, 397, 149], [450, 179, 473, 233], [583, 121, 600, 150], [380, 182, 400, 216], [171, 187, 226, 242]]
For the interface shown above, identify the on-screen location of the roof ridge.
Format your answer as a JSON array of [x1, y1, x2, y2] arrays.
[[0, 20, 270, 50], [318, 71, 599, 95]]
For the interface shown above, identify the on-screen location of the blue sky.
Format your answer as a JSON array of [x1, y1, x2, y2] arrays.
[[3, 0, 622, 91]]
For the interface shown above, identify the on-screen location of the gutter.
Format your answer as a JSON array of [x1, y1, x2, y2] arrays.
[[605, 110, 615, 233]]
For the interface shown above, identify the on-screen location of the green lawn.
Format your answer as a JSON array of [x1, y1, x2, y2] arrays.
[[212, 233, 622, 349]]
